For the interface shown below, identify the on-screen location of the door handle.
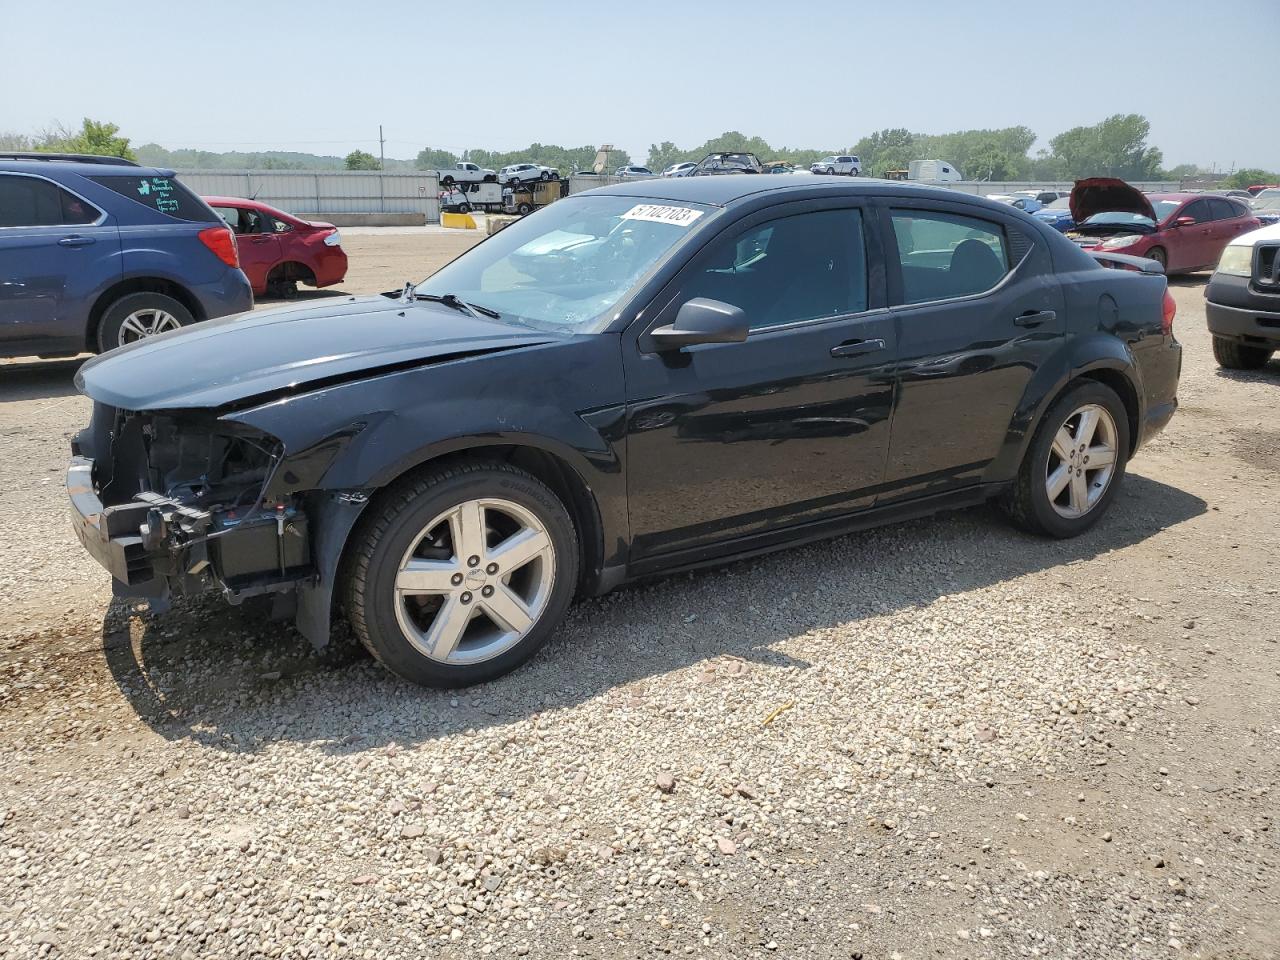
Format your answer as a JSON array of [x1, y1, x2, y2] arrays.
[[58, 235, 95, 247], [250, 236, 272, 244], [830, 338, 885, 358], [1014, 309, 1056, 327]]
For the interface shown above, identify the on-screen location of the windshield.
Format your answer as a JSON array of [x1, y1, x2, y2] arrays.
[[1045, 197, 1071, 209], [1254, 196, 1280, 211], [1081, 212, 1155, 228], [414, 195, 715, 333]]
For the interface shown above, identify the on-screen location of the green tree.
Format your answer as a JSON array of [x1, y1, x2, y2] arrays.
[[1046, 114, 1163, 180], [345, 149, 380, 170], [36, 118, 135, 160], [1222, 167, 1279, 189], [415, 147, 460, 170]]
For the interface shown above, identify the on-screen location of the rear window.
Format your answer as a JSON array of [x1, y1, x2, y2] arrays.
[[89, 175, 216, 222]]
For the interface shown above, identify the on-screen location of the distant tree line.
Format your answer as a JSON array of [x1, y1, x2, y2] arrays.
[[413, 143, 633, 174], [647, 115, 1171, 181], [3, 116, 1274, 185]]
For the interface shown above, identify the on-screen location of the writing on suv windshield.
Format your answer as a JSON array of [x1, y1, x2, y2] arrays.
[[413, 196, 714, 333]]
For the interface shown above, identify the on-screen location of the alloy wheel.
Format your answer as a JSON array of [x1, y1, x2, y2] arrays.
[[1045, 403, 1118, 519], [117, 308, 182, 346], [393, 498, 556, 665]]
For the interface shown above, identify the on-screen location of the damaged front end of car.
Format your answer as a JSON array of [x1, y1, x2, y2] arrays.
[[68, 401, 367, 639]]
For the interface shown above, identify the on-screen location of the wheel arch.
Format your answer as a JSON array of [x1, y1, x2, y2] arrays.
[[354, 438, 608, 597], [267, 260, 317, 285], [990, 345, 1143, 482], [85, 277, 204, 350]]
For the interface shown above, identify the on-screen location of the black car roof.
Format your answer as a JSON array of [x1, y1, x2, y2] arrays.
[[583, 174, 991, 208], [0, 157, 170, 177]]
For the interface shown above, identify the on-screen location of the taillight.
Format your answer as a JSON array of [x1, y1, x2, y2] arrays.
[[1161, 287, 1176, 336], [198, 225, 239, 268]]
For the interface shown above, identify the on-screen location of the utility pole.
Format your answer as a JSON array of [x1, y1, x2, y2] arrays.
[[379, 124, 386, 213]]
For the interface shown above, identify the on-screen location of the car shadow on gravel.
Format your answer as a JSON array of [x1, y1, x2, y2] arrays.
[[0, 357, 85, 401], [99, 473, 1206, 754]]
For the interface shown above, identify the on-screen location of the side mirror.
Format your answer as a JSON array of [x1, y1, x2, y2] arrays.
[[1174, 216, 1196, 227], [648, 298, 748, 351]]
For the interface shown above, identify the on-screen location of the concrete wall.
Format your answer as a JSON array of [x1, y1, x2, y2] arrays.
[[174, 170, 442, 223]]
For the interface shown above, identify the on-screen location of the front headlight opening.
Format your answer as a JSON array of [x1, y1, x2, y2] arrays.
[[1216, 245, 1253, 277], [1099, 235, 1141, 250]]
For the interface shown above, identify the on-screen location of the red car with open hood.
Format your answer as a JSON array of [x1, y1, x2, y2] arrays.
[[204, 196, 348, 298], [1066, 178, 1259, 274]]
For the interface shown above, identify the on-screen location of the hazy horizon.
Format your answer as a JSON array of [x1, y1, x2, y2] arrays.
[[3, 0, 1274, 171]]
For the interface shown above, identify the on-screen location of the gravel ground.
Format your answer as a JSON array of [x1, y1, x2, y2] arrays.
[[1, 236, 1277, 959]]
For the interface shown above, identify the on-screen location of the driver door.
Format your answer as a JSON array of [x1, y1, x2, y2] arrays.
[[622, 200, 897, 568]]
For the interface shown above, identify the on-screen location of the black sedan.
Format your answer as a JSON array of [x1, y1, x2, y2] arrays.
[[68, 176, 1182, 687]]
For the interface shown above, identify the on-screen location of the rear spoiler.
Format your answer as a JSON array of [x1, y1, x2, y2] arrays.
[[1088, 251, 1165, 275]]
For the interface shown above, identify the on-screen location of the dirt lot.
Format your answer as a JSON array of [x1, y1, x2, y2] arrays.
[[1, 232, 1277, 960]]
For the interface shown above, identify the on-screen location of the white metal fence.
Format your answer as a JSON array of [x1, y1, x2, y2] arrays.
[[173, 170, 442, 222]]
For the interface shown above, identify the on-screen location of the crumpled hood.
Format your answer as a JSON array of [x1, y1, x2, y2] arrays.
[[1070, 178, 1157, 225], [75, 296, 558, 411]]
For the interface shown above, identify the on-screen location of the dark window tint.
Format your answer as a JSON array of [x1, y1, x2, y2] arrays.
[[0, 175, 99, 227], [890, 209, 1009, 304], [212, 205, 266, 234], [1207, 198, 1239, 221], [89, 175, 215, 222], [1180, 200, 1211, 224], [680, 208, 868, 330]]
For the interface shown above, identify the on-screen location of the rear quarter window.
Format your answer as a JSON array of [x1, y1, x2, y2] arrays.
[[89, 175, 216, 222]]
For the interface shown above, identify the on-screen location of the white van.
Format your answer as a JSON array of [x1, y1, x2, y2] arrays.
[[908, 160, 963, 182]]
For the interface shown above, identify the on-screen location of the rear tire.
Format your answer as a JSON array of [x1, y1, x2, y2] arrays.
[[1000, 380, 1130, 538], [344, 460, 579, 688], [442, 175, 455, 186], [96, 292, 193, 352], [1212, 336, 1272, 370]]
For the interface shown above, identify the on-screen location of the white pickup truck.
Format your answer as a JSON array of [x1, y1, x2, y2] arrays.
[[437, 162, 497, 186]]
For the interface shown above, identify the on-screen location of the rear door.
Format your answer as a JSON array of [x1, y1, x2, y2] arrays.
[[1168, 199, 1215, 271], [878, 201, 1065, 502], [0, 172, 118, 350], [622, 199, 897, 566]]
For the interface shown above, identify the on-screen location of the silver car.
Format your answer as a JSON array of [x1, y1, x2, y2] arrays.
[[810, 155, 862, 176]]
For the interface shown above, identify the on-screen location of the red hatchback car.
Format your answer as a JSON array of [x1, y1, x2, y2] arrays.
[[204, 196, 348, 298], [1067, 178, 1260, 274]]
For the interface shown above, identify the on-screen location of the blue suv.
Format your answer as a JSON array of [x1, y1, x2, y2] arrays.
[[0, 153, 253, 358]]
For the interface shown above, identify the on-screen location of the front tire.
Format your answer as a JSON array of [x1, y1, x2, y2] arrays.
[[1212, 336, 1272, 370], [96, 292, 193, 352], [344, 460, 578, 688], [1001, 380, 1130, 538], [1145, 246, 1167, 271]]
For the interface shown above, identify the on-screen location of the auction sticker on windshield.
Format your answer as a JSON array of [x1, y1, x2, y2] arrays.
[[621, 204, 704, 227]]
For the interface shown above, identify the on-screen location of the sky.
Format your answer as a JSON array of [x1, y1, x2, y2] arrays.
[[2, 0, 1275, 170]]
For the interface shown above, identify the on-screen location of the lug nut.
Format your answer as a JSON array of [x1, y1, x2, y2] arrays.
[[460, 592, 472, 604], [481, 585, 494, 598], [486, 562, 498, 575], [451, 572, 464, 586], [468, 555, 480, 568]]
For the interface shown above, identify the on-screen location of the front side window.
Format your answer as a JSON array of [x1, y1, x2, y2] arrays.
[[415, 195, 715, 333], [0, 176, 99, 228], [272, 217, 293, 233], [890, 209, 1010, 304], [678, 208, 868, 330]]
